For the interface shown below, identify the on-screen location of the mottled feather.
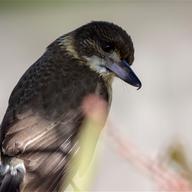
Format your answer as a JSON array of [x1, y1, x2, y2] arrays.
[[0, 42, 109, 191]]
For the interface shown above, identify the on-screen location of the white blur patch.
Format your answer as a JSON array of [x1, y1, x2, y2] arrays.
[[84, 52, 120, 74], [85, 55, 107, 73]]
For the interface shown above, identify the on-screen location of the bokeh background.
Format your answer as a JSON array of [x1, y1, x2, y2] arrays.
[[1, 0, 192, 191]]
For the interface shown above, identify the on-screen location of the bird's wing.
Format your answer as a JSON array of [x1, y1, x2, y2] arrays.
[[0, 50, 103, 191], [0, 46, 109, 191], [2, 107, 82, 192]]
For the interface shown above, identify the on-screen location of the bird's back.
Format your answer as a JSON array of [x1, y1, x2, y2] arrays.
[[0, 44, 110, 191]]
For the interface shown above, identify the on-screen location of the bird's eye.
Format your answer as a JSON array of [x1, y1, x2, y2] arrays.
[[101, 42, 115, 53]]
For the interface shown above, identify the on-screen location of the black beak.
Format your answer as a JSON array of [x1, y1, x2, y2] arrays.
[[106, 60, 142, 89]]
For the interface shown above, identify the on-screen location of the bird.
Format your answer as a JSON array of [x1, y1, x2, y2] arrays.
[[0, 21, 141, 192]]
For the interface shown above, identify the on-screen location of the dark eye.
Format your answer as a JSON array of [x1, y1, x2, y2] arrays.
[[101, 42, 115, 53]]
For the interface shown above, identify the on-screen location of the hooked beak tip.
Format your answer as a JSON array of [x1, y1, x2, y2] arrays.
[[136, 82, 142, 90], [137, 84, 142, 90]]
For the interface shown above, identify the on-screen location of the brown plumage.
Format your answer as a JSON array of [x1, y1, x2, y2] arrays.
[[0, 21, 141, 192]]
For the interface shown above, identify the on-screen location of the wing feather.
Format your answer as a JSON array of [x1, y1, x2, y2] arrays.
[[0, 47, 109, 191], [2, 109, 81, 192]]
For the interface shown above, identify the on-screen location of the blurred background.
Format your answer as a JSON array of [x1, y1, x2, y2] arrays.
[[0, 0, 192, 191]]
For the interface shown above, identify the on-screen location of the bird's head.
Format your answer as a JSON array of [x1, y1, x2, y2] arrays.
[[59, 21, 142, 89]]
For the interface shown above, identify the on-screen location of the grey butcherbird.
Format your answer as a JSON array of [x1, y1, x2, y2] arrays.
[[0, 21, 141, 192]]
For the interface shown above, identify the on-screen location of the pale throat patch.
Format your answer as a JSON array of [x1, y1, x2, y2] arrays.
[[84, 51, 120, 74], [85, 55, 108, 74]]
